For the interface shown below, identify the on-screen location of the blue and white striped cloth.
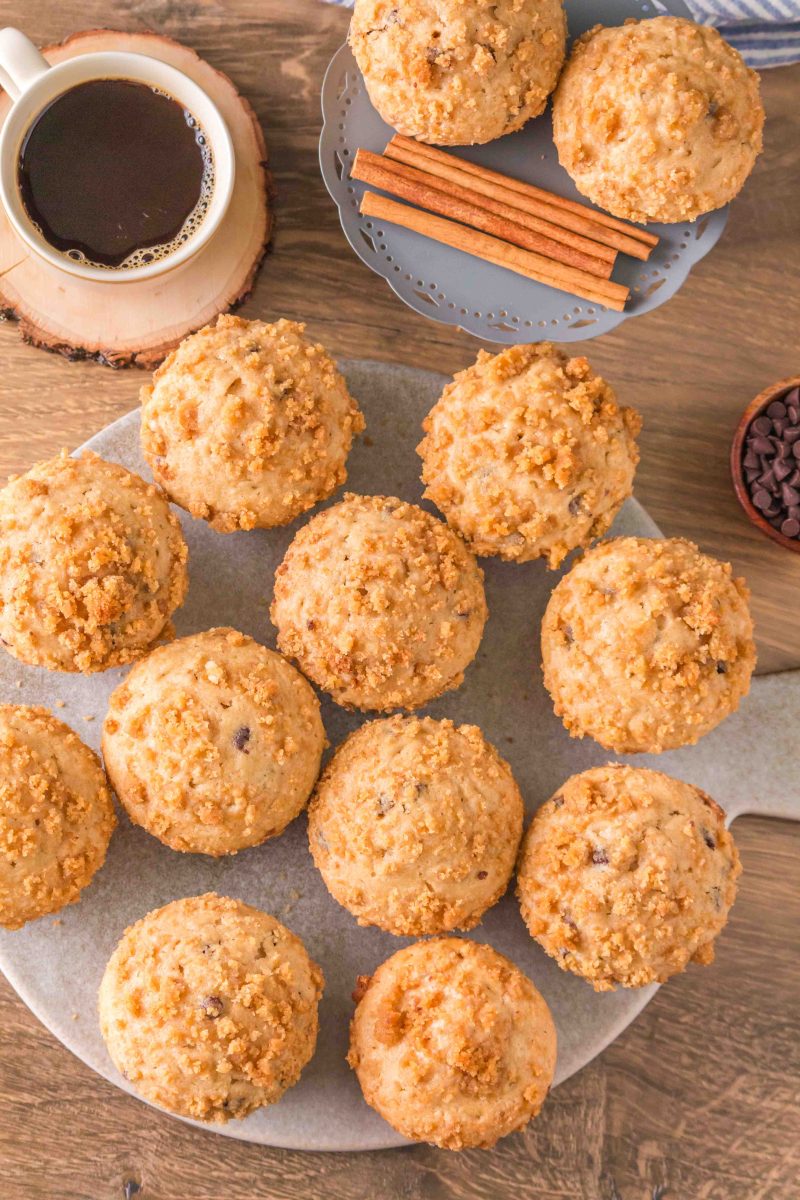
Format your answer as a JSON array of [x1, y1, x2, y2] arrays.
[[323, 0, 800, 67]]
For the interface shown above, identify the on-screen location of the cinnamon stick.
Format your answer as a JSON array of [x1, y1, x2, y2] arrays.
[[386, 136, 657, 262], [352, 150, 614, 279], [360, 191, 629, 311]]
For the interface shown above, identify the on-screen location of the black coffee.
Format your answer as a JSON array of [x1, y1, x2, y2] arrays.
[[18, 78, 213, 269]]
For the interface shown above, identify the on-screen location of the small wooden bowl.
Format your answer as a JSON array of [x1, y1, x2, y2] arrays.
[[731, 374, 800, 554]]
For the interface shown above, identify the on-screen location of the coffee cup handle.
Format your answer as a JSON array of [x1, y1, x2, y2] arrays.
[[0, 28, 49, 100]]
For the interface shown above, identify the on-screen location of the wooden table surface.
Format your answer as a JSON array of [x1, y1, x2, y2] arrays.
[[0, 3, 797, 1197]]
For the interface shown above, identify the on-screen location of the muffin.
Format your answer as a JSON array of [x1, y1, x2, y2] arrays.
[[271, 494, 487, 711], [541, 537, 755, 753], [516, 765, 741, 990], [140, 315, 364, 533], [0, 705, 115, 930], [102, 628, 324, 856], [308, 715, 523, 935], [418, 343, 641, 568], [99, 893, 324, 1122], [552, 17, 764, 223], [0, 451, 187, 673], [349, 938, 556, 1149], [350, 0, 566, 146]]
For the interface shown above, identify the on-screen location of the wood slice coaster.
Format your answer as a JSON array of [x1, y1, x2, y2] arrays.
[[0, 29, 272, 368]]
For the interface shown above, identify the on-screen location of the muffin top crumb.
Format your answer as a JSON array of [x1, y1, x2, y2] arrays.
[[541, 536, 755, 752], [517, 764, 741, 989], [349, 937, 556, 1148], [552, 17, 764, 222], [350, 0, 566, 146], [419, 343, 641, 567], [99, 892, 324, 1122], [271, 493, 487, 711], [141, 314, 364, 532], [0, 704, 115, 929], [0, 451, 187, 673]]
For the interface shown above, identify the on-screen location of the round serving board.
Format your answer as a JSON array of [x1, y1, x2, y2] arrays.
[[0, 361, 796, 1152], [320, 0, 729, 345], [0, 29, 272, 368]]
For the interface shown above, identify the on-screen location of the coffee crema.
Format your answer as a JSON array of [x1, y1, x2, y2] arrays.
[[17, 78, 214, 270]]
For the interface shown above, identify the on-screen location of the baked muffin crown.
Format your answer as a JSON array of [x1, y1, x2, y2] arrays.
[[419, 343, 641, 567], [350, 0, 566, 146], [552, 16, 764, 222]]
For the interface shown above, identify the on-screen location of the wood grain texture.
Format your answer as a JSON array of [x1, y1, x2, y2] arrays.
[[0, 3, 797, 1198]]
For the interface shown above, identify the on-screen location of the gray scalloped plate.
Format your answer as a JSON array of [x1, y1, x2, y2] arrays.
[[320, 0, 729, 344], [0, 362, 795, 1152]]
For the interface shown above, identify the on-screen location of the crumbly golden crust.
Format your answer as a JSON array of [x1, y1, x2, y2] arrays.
[[0, 705, 115, 930], [308, 715, 522, 935], [102, 628, 325, 857], [0, 451, 187, 673], [348, 938, 556, 1148], [98, 893, 324, 1122], [140, 315, 364, 533], [418, 343, 641, 568], [552, 17, 764, 223], [541, 537, 755, 753], [350, 0, 566, 146], [271, 494, 487, 712], [516, 764, 741, 990]]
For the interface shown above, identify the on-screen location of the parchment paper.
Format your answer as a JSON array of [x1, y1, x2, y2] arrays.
[[0, 361, 795, 1152]]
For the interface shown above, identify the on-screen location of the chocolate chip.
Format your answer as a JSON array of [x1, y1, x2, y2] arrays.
[[789, 405, 800, 425], [781, 518, 800, 538], [378, 794, 394, 814], [789, 505, 800, 520], [552, 794, 564, 808], [477, 870, 488, 879], [200, 995, 224, 1019], [233, 726, 251, 752], [774, 459, 793, 482], [563, 624, 574, 644], [750, 435, 774, 455], [592, 848, 609, 864], [758, 468, 776, 491], [784, 386, 800, 409], [716, 660, 727, 674], [752, 488, 772, 511], [782, 484, 800, 506], [568, 495, 584, 515], [794, 443, 800, 460], [767, 400, 787, 419], [752, 416, 772, 436], [784, 427, 800, 445], [701, 827, 716, 850], [561, 908, 578, 932], [743, 450, 760, 470]]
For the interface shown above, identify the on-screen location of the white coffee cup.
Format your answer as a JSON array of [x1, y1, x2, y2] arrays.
[[0, 27, 235, 282]]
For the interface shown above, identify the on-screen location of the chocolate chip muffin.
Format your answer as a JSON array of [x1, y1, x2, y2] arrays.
[[541, 537, 755, 753], [418, 343, 641, 567], [552, 17, 764, 223], [102, 628, 325, 856], [99, 893, 324, 1122], [0, 705, 115, 930], [516, 764, 741, 990], [308, 715, 523, 935], [350, 0, 566, 146], [349, 938, 557, 1148], [271, 494, 487, 712], [141, 315, 364, 532], [0, 451, 187, 673]]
